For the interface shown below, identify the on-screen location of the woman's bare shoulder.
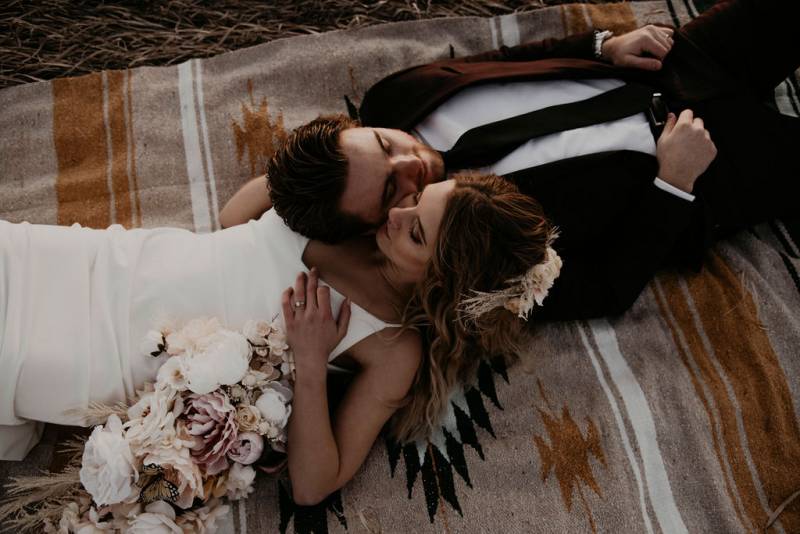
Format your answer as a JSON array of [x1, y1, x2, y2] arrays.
[[349, 328, 422, 401]]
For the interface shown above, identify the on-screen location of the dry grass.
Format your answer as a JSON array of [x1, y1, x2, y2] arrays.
[[0, 0, 637, 89]]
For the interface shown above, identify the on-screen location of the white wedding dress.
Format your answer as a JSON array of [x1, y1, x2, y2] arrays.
[[0, 210, 388, 460]]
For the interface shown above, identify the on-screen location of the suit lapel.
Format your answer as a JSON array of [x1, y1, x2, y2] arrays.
[[360, 58, 626, 130]]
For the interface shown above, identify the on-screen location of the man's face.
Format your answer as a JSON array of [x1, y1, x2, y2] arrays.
[[338, 127, 445, 228]]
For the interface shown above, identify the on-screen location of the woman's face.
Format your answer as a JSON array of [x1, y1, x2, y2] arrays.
[[375, 179, 456, 283]]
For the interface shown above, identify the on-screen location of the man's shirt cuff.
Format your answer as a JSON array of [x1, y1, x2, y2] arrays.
[[654, 177, 695, 202]]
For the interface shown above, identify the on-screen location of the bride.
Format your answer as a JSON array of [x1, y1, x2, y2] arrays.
[[0, 173, 557, 506]]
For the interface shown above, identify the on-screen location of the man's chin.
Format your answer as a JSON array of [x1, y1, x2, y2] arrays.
[[424, 150, 445, 184]]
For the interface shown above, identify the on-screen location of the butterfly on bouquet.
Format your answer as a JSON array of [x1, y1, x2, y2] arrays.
[[136, 463, 180, 504]]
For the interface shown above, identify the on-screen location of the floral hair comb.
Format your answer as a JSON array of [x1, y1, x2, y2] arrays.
[[460, 229, 562, 321]]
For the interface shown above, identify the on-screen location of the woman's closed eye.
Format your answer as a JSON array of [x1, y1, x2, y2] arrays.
[[410, 220, 422, 244]]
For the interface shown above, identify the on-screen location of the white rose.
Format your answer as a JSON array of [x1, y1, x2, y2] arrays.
[[79, 415, 138, 506], [225, 463, 256, 500], [242, 319, 272, 345], [156, 356, 190, 392], [255, 386, 292, 430], [141, 330, 166, 358], [184, 330, 251, 394], [126, 501, 181, 534], [235, 404, 262, 432]]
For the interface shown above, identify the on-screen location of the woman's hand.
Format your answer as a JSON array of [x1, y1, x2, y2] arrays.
[[281, 268, 351, 379]]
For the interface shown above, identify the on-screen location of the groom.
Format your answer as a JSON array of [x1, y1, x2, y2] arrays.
[[221, 0, 799, 320]]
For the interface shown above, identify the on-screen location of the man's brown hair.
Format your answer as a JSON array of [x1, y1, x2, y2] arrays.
[[268, 114, 371, 243]]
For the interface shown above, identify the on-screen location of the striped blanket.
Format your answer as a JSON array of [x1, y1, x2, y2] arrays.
[[1, 2, 799, 532]]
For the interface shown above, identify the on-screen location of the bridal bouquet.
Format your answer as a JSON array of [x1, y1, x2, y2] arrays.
[[0, 317, 295, 533]]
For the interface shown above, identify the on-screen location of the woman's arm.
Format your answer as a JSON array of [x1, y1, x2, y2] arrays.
[[282, 269, 421, 505], [219, 175, 272, 228]]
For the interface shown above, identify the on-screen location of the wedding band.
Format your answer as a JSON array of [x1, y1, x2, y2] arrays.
[[294, 300, 306, 308]]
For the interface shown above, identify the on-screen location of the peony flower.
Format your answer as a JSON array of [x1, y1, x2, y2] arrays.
[[80, 415, 138, 506], [126, 501, 181, 534], [225, 463, 256, 500], [182, 329, 251, 395], [125, 386, 184, 455], [165, 317, 223, 355], [181, 391, 238, 476], [242, 319, 272, 345], [235, 404, 262, 432], [156, 356, 190, 391], [227, 432, 264, 465], [174, 498, 230, 534]]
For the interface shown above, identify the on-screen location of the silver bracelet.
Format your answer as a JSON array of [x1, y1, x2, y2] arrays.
[[593, 30, 614, 59]]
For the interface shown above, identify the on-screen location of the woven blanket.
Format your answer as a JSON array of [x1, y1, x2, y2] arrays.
[[2, 2, 799, 532]]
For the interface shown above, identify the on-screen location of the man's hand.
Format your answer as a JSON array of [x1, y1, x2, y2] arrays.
[[656, 109, 717, 193], [602, 25, 674, 71]]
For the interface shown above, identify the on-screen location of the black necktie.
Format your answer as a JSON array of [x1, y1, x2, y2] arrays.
[[440, 82, 655, 170]]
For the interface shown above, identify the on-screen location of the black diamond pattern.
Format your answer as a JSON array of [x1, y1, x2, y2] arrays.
[[278, 481, 348, 534]]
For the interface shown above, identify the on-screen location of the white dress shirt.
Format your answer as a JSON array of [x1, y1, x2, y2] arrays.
[[413, 78, 695, 202]]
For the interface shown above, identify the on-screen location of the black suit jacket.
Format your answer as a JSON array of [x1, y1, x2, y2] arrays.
[[357, 31, 728, 320]]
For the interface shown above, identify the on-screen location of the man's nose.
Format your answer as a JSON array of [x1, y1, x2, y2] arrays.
[[392, 154, 422, 191]]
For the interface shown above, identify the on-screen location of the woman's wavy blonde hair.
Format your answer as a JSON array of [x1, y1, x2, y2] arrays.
[[390, 173, 553, 443]]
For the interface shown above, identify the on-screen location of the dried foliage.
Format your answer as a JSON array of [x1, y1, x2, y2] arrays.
[[0, 0, 577, 88], [0, 464, 86, 532]]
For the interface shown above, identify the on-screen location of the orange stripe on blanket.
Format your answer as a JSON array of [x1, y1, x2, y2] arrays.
[[562, 4, 591, 36], [585, 3, 639, 35], [52, 73, 110, 228], [687, 253, 800, 531], [52, 70, 137, 228], [562, 3, 637, 37], [657, 253, 800, 531], [106, 70, 133, 228], [651, 278, 754, 532]]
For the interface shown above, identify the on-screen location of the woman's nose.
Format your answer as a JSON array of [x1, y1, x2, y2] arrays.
[[387, 204, 410, 229]]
